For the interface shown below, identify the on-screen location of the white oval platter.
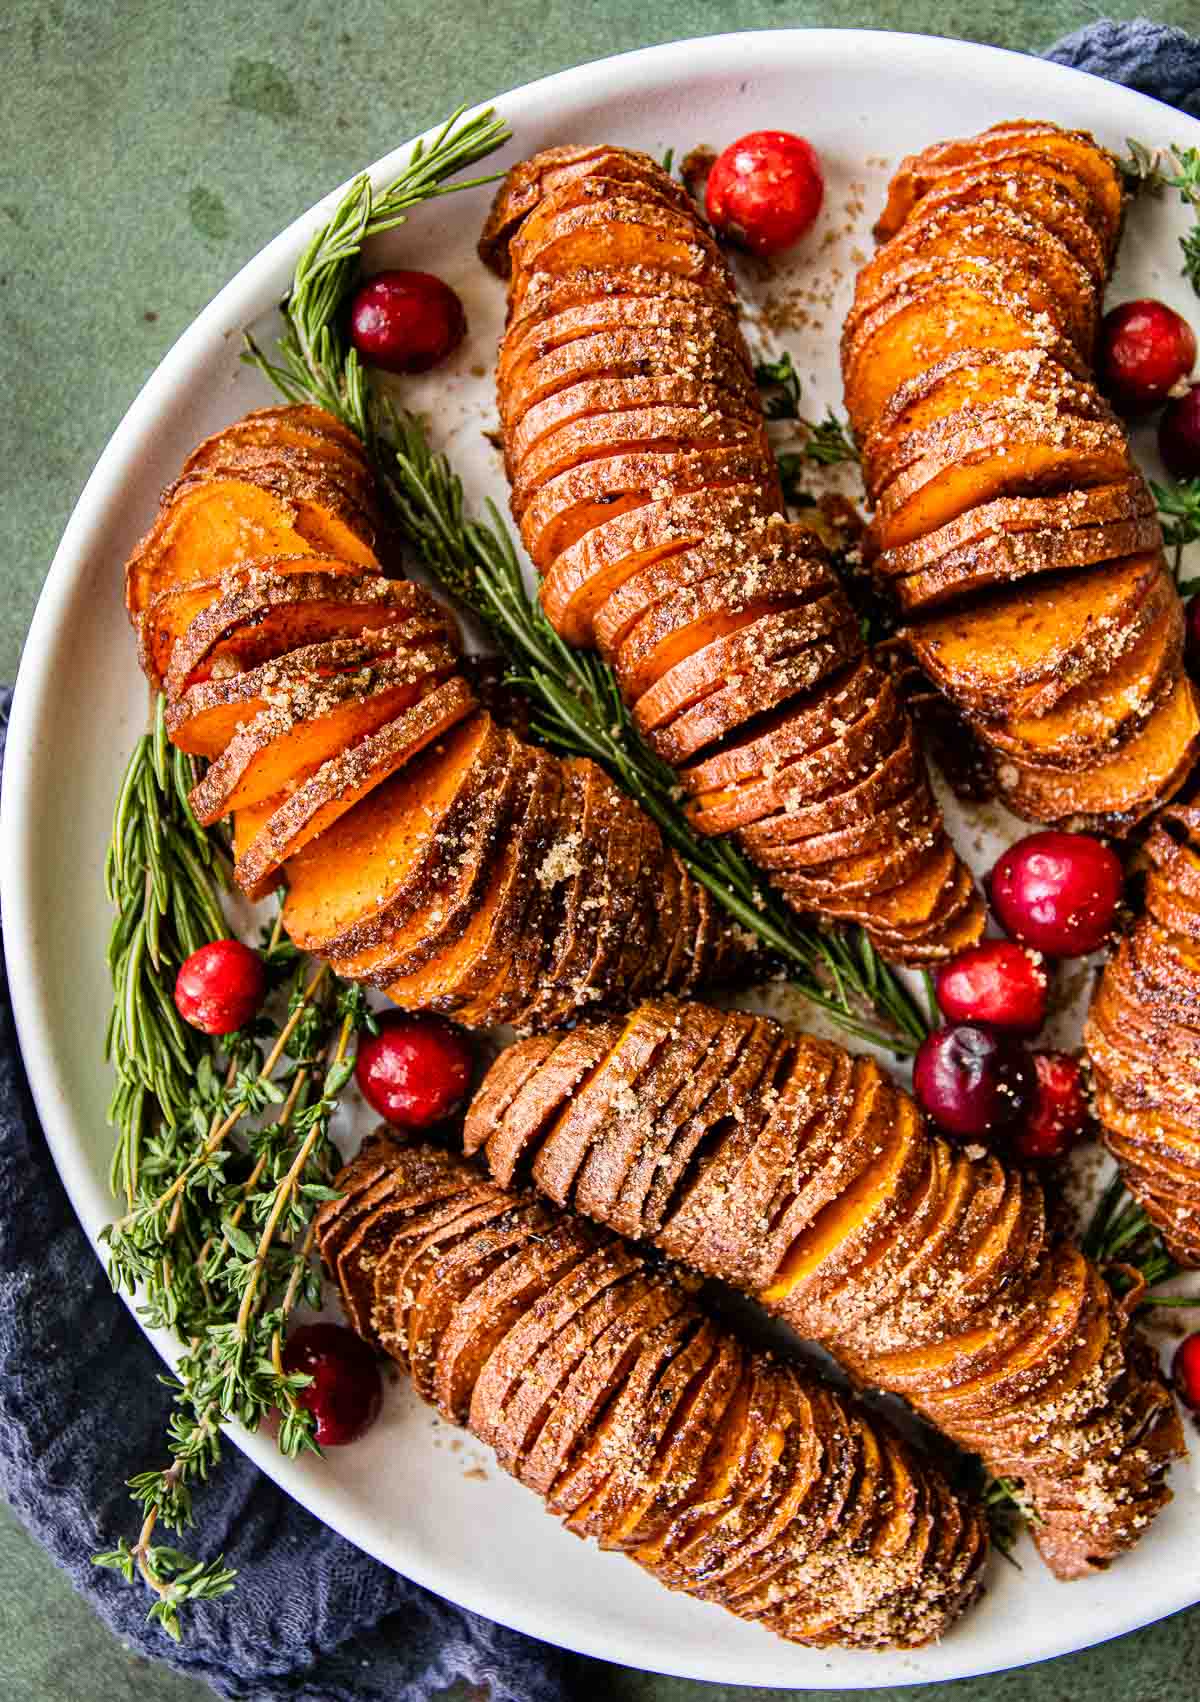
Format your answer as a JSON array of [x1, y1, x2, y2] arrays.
[[4, 28, 1200, 1689]]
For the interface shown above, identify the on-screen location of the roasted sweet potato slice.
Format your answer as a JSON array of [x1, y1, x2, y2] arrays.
[[234, 677, 477, 900], [908, 553, 1165, 721], [750, 771, 933, 871], [508, 373, 761, 475], [498, 282, 743, 399], [893, 509, 1162, 614], [329, 732, 527, 986], [679, 659, 876, 795], [165, 630, 417, 757], [843, 275, 1088, 437], [862, 349, 1107, 496], [162, 571, 439, 698], [129, 462, 377, 622], [591, 519, 828, 662], [633, 596, 851, 735], [874, 122, 1122, 251], [511, 405, 768, 517], [847, 252, 1088, 387], [382, 746, 556, 1015], [870, 412, 1131, 553], [187, 649, 457, 824], [996, 673, 1200, 833], [867, 385, 1114, 514], [139, 556, 373, 689], [481, 146, 691, 274], [651, 621, 864, 770], [853, 207, 1097, 360], [615, 558, 829, 702], [125, 478, 324, 627], [181, 406, 378, 498], [688, 679, 909, 838], [177, 447, 380, 565], [877, 156, 1109, 281], [283, 710, 507, 955], [507, 189, 730, 320], [541, 484, 778, 647], [986, 586, 1183, 770], [780, 815, 940, 900], [870, 475, 1153, 579], [502, 314, 753, 431], [519, 445, 778, 572], [184, 401, 369, 466]]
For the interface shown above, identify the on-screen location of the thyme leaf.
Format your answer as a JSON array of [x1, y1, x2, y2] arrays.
[[1121, 140, 1200, 296]]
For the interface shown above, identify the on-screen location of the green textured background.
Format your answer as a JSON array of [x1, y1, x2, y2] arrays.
[[3, 2, 1200, 1698]]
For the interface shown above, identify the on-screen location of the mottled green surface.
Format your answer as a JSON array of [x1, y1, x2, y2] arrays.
[[3, 1, 1200, 1696]]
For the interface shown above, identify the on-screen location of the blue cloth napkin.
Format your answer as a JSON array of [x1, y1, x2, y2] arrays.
[[2, 21, 1199, 1700]]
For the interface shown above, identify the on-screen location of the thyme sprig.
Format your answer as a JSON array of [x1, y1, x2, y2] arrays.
[[1152, 477, 1200, 586], [384, 410, 928, 1053], [1121, 140, 1200, 296], [753, 351, 859, 487], [97, 944, 377, 1636]]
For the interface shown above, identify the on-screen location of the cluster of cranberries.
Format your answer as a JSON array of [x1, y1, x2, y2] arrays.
[[173, 939, 475, 1445], [912, 830, 1122, 1163]]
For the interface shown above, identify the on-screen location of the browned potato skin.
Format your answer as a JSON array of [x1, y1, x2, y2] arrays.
[[124, 402, 751, 1022], [845, 122, 1196, 833], [1087, 804, 1200, 1265], [483, 148, 983, 964], [316, 1134, 988, 1650], [466, 998, 1187, 1580]]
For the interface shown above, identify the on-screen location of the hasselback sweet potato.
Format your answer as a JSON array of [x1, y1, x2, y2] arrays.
[[1087, 801, 1200, 1262], [846, 121, 1194, 831], [125, 402, 750, 1015], [483, 147, 982, 962], [317, 1134, 987, 1648], [467, 998, 1186, 1579]]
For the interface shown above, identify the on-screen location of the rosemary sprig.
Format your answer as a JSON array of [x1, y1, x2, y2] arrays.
[[384, 409, 928, 1053], [244, 103, 511, 444], [105, 696, 229, 1205]]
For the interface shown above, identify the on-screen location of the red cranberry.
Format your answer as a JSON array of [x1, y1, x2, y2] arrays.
[[1098, 299, 1196, 413], [705, 130, 824, 257], [913, 1023, 1036, 1141], [1187, 596, 1200, 675], [348, 269, 466, 374], [355, 1012, 473, 1128], [1159, 381, 1200, 481], [1010, 1053, 1090, 1160], [989, 831, 1123, 958], [934, 940, 1048, 1033], [282, 1322, 382, 1446], [1172, 1332, 1200, 1413], [173, 939, 266, 1035]]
